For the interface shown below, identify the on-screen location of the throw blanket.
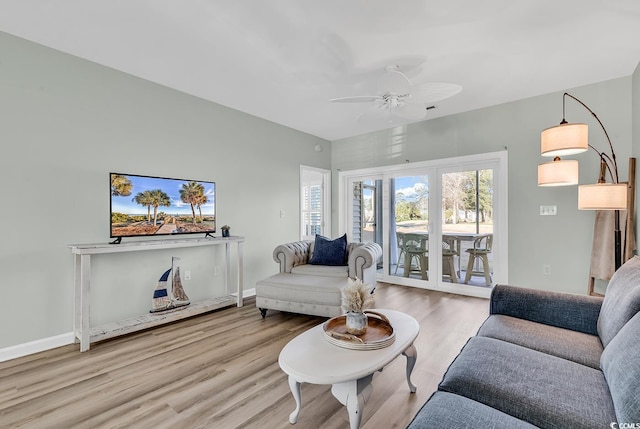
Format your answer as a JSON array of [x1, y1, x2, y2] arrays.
[[590, 210, 635, 281]]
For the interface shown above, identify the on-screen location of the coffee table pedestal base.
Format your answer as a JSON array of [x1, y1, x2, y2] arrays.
[[287, 343, 417, 429], [331, 373, 374, 429]]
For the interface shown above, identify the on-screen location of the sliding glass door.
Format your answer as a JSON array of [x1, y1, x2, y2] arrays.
[[340, 152, 506, 298], [440, 168, 495, 287], [390, 175, 430, 280]]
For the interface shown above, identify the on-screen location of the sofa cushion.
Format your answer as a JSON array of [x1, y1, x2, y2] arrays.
[[291, 264, 348, 278], [309, 234, 348, 266], [489, 285, 602, 335], [477, 314, 603, 368], [439, 336, 617, 429], [598, 255, 640, 347], [407, 391, 538, 429], [255, 273, 343, 306], [601, 311, 640, 423]]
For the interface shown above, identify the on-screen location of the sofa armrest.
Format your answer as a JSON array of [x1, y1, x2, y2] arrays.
[[348, 242, 382, 283], [273, 240, 312, 273], [490, 284, 603, 335]]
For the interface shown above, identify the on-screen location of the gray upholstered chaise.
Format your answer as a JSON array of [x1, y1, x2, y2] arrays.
[[255, 239, 382, 318], [407, 255, 640, 429]]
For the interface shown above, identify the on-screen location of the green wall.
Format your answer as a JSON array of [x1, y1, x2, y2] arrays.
[[0, 32, 330, 349]]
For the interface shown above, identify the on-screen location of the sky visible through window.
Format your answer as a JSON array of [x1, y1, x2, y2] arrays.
[[394, 176, 427, 201]]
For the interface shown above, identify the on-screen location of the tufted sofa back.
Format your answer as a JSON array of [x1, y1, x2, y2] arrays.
[[272, 240, 381, 285]]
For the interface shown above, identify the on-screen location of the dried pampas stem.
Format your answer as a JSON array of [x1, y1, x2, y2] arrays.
[[341, 277, 374, 313]]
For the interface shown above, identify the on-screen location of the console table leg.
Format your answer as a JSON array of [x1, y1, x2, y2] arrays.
[[403, 343, 418, 393], [287, 375, 302, 424], [237, 240, 244, 307], [79, 254, 91, 352]]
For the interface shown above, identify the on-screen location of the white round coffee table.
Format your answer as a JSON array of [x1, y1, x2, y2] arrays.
[[278, 309, 419, 429]]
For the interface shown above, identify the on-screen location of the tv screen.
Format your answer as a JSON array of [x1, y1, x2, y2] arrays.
[[110, 172, 216, 239]]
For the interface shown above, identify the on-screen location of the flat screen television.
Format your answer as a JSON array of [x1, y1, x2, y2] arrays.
[[110, 172, 216, 240]]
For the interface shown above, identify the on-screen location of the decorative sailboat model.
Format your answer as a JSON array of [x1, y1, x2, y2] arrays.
[[150, 256, 191, 313]]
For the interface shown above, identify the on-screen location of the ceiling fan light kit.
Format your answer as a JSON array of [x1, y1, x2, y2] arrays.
[[330, 64, 462, 121]]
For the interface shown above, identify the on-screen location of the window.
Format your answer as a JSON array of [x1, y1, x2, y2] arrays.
[[300, 166, 331, 240]]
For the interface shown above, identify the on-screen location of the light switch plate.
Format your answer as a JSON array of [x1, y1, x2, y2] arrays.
[[540, 205, 557, 216]]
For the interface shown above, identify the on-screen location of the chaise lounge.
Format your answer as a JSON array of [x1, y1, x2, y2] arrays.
[[407, 255, 640, 428], [255, 235, 382, 318]]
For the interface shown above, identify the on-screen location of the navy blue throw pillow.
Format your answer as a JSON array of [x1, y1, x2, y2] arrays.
[[309, 234, 348, 266]]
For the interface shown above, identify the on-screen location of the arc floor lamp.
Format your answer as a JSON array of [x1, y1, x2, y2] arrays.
[[537, 92, 635, 290]]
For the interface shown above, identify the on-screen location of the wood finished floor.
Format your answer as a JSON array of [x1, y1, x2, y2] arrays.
[[0, 283, 489, 429]]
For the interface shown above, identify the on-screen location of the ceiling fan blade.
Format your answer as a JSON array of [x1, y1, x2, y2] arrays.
[[377, 66, 411, 95], [330, 95, 382, 103], [394, 102, 427, 120], [409, 82, 463, 103]]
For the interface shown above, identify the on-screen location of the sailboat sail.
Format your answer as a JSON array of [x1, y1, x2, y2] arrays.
[[150, 257, 191, 313], [172, 266, 190, 307], [150, 268, 174, 313]]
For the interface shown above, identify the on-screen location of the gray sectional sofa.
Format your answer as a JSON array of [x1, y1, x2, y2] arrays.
[[255, 238, 382, 318], [408, 255, 640, 429]]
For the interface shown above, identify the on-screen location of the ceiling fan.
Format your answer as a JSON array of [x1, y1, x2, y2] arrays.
[[330, 65, 462, 121]]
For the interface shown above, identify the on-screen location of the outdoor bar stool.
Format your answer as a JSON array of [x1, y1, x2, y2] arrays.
[[402, 233, 428, 280], [442, 236, 459, 283], [394, 231, 406, 275], [464, 234, 493, 285]]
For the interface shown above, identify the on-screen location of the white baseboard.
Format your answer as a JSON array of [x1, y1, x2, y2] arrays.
[[0, 332, 75, 363]]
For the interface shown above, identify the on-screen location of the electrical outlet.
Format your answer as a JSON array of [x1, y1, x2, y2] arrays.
[[214, 266, 221, 276], [184, 270, 192, 280], [543, 265, 551, 275]]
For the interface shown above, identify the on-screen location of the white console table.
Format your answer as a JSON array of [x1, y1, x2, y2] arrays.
[[69, 236, 244, 352]]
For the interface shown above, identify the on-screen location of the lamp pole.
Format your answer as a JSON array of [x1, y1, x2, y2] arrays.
[[563, 93, 623, 270]]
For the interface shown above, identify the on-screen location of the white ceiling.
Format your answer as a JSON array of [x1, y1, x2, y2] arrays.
[[1, 1, 639, 141]]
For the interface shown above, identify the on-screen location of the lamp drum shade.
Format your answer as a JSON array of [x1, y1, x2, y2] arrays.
[[541, 123, 588, 157], [538, 159, 579, 186], [578, 183, 627, 210]]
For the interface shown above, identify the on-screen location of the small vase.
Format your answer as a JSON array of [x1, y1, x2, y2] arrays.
[[345, 311, 368, 336]]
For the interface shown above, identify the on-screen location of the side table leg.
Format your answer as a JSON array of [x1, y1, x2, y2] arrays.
[[287, 375, 302, 424], [403, 343, 418, 393]]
